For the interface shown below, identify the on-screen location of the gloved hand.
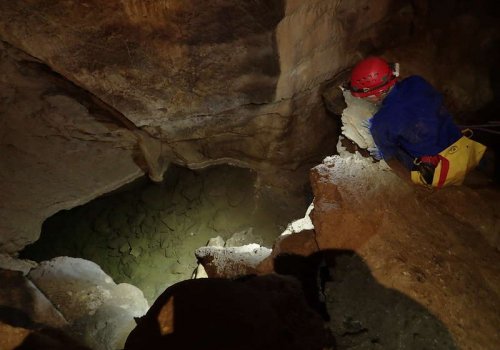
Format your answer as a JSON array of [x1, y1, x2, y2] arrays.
[[361, 118, 372, 129], [367, 146, 383, 160]]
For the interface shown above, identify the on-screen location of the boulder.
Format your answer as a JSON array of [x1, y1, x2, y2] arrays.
[[28, 257, 149, 350], [0, 268, 68, 329], [195, 244, 271, 278]]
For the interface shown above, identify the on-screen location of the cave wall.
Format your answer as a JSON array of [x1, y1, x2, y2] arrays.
[[0, 0, 418, 171], [1, 0, 499, 253], [0, 42, 143, 253]]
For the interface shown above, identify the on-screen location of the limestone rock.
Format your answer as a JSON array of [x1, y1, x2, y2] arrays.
[[0, 254, 37, 275], [225, 227, 263, 247], [28, 257, 149, 350], [280, 202, 315, 236], [0, 268, 68, 329], [195, 244, 271, 278], [0, 264, 90, 349], [206, 236, 225, 247], [0, 0, 418, 174], [0, 42, 143, 253]]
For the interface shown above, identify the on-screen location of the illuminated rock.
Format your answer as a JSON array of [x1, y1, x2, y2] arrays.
[[195, 244, 271, 278], [309, 149, 500, 349], [28, 257, 148, 350]]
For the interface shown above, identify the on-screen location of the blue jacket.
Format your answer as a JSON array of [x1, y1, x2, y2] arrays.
[[369, 75, 462, 169]]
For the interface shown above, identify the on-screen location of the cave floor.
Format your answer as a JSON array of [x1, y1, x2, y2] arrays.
[[20, 165, 309, 302]]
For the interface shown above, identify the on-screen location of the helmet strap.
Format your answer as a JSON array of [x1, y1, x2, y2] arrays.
[[391, 62, 400, 78]]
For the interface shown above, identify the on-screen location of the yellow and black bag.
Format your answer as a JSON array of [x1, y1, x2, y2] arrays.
[[411, 129, 487, 188]]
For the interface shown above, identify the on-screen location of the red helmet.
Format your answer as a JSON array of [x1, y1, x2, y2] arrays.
[[350, 57, 397, 98]]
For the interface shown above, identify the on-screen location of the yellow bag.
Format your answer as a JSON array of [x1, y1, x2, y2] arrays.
[[411, 129, 487, 188]]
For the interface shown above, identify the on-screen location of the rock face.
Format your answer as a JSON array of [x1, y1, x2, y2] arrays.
[[28, 257, 149, 350], [0, 0, 339, 173], [0, 42, 144, 253], [0, 268, 68, 330], [0, 267, 91, 350], [0, 257, 148, 349], [309, 150, 500, 349]]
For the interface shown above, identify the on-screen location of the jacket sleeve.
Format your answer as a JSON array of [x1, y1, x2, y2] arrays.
[[368, 116, 398, 161], [369, 115, 416, 169]]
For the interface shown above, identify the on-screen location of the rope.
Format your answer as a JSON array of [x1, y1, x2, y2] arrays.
[[459, 121, 500, 135], [465, 127, 500, 135]]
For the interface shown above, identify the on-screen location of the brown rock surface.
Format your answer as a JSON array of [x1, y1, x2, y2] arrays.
[[0, 322, 90, 350], [0, 42, 143, 253], [0, 0, 419, 173], [310, 153, 500, 349]]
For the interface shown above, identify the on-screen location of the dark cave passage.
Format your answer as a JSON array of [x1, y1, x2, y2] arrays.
[[20, 164, 310, 302]]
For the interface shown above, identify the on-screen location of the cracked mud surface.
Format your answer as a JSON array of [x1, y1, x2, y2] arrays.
[[21, 165, 308, 302]]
